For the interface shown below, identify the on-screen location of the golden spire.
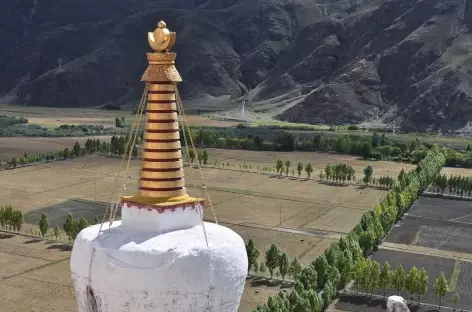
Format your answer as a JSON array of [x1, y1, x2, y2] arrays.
[[121, 21, 200, 208]]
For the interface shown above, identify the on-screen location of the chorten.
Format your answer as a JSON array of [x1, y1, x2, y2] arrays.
[[70, 21, 248, 312]]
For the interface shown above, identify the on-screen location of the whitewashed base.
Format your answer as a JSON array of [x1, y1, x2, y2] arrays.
[[70, 205, 248, 312]]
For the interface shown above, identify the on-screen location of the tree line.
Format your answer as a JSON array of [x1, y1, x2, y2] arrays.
[[350, 259, 458, 310], [273, 159, 314, 179], [37, 213, 101, 243], [253, 149, 446, 312], [0, 206, 23, 232], [1, 207, 102, 245], [184, 126, 457, 164], [187, 149, 209, 165], [0, 135, 141, 170], [432, 174, 472, 197], [444, 147, 472, 169], [246, 240, 302, 282], [187, 125, 472, 169], [319, 163, 355, 185]]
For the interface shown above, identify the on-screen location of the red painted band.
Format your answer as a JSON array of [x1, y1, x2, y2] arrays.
[[139, 186, 184, 192], [148, 100, 176, 104], [141, 168, 181, 172], [148, 91, 175, 94], [147, 119, 177, 123], [146, 110, 177, 113], [144, 148, 181, 152], [140, 177, 183, 182], [150, 82, 175, 85], [146, 129, 179, 133], [142, 158, 181, 162], [144, 139, 179, 143], [121, 200, 204, 211]]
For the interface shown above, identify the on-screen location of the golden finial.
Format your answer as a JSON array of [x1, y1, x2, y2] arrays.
[[148, 20, 176, 52]]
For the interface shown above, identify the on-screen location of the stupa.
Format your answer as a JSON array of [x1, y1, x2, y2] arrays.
[[387, 296, 410, 312], [70, 21, 248, 312]]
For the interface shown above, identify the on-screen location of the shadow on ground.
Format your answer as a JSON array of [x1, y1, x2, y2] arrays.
[[24, 238, 42, 244], [47, 243, 73, 251], [248, 276, 293, 289], [0, 233, 15, 239]]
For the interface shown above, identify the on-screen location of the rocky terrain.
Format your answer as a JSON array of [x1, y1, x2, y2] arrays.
[[0, 0, 471, 131]]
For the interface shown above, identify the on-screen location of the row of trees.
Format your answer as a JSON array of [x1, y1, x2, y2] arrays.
[[187, 126, 472, 169], [0, 135, 141, 170], [254, 150, 446, 312], [187, 149, 209, 165], [432, 174, 472, 197], [374, 176, 396, 190], [444, 148, 472, 168], [38, 213, 94, 243], [268, 160, 396, 190], [187, 127, 447, 165], [274, 159, 314, 179], [351, 259, 457, 309], [320, 163, 356, 184], [0, 206, 23, 232], [115, 116, 126, 128], [246, 240, 301, 282]]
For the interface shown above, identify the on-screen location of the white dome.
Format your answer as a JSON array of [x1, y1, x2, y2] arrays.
[[387, 295, 410, 312], [70, 203, 248, 312]]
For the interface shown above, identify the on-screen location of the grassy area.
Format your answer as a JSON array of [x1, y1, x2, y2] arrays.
[[248, 120, 336, 131]]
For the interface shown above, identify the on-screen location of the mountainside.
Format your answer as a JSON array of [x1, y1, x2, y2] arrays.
[[0, 0, 471, 131]]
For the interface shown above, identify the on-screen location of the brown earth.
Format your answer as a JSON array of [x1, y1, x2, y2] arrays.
[[0, 234, 287, 312], [0, 105, 237, 129], [0, 153, 396, 233], [0, 151, 413, 311]]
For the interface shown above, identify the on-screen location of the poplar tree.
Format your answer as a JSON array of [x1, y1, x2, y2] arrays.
[[297, 162, 303, 178], [188, 150, 196, 164], [64, 214, 76, 243], [367, 260, 380, 296], [39, 214, 49, 239], [392, 265, 406, 295], [202, 150, 209, 165], [289, 257, 302, 279], [77, 217, 88, 234], [279, 253, 289, 281], [284, 160, 291, 176], [276, 159, 284, 176], [305, 163, 313, 179], [406, 266, 419, 303], [265, 244, 280, 279], [54, 226, 60, 241], [434, 273, 448, 309], [452, 292, 460, 311], [379, 262, 392, 298], [245, 239, 260, 273], [417, 268, 429, 304]]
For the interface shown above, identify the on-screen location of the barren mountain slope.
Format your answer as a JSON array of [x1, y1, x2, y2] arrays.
[[0, 0, 471, 131]]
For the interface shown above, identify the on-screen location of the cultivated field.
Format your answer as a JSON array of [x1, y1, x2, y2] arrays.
[[331, 194, 472, 312], [0, 152, 402, 233], [0, 105, 236, 129], [441, 166, 472, 177], [329, 247, 471, 311], [387, 197, 472, 254], [371, 249, 457, 307], [0, 150, 412, 312], [206, 148, 415, 178], [0, 234, 290, 312], [0, 136, 113, 160]]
